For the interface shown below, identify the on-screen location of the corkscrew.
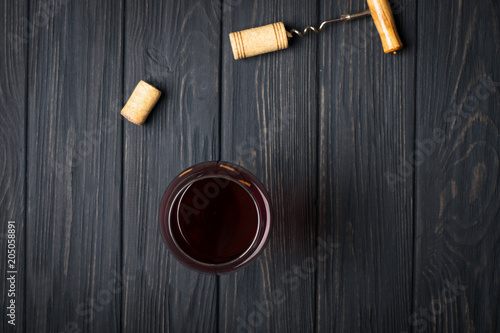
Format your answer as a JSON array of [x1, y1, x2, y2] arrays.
[[288, 9, 371, 37], [229, 0, 403, 60]]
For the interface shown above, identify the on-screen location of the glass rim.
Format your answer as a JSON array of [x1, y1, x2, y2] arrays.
[[159, 161, 272, 274]]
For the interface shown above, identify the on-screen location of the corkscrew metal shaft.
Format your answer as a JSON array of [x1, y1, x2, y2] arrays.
[[288, 9, 371, 37]]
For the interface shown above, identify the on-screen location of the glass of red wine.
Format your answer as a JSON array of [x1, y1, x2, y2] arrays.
[[159, 161, 272, 274]]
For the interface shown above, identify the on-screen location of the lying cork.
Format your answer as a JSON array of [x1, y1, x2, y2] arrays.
[[121, 80, 162, 125], [229, 22, 289, 60]]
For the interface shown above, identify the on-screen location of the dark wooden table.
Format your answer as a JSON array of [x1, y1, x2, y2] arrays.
[[1, 0, 499, 332]]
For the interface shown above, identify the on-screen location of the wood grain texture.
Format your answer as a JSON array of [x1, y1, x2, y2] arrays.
[[316, 0, 415, 331], [122, 0, 221, 332], [414, 0, 500, 332], [0, 1, 27, 332], [220, 0, 318, 331], [25, 0, 123, 331], [1, 0, 500, 332]]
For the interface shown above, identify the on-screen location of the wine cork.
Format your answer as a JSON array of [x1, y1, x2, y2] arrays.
[[229, 22, 289, 60], [121, 80, 162, 125]]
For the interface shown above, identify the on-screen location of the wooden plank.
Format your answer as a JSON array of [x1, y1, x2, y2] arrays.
[[219, 0, 319, 331], [414, 1, 500, 332], [25, 0, 123, 331], [121, 0, 221, 331], [0, 1, 28, 332], [316, 0, 416, 331]]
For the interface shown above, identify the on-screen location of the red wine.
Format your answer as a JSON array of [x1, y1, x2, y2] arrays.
[[160, 161, 271, 274], [172, 178, 259, 264]]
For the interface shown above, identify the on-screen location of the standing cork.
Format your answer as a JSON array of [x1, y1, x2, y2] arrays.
[[229, 22, 289, 60], [121, 80, 162, 125]]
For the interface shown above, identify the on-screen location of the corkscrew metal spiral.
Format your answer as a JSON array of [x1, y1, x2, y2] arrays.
[[288, 9, 372, 37]]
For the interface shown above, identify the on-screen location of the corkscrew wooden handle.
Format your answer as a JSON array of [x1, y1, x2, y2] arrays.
[[366, 0, 403, 53]]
